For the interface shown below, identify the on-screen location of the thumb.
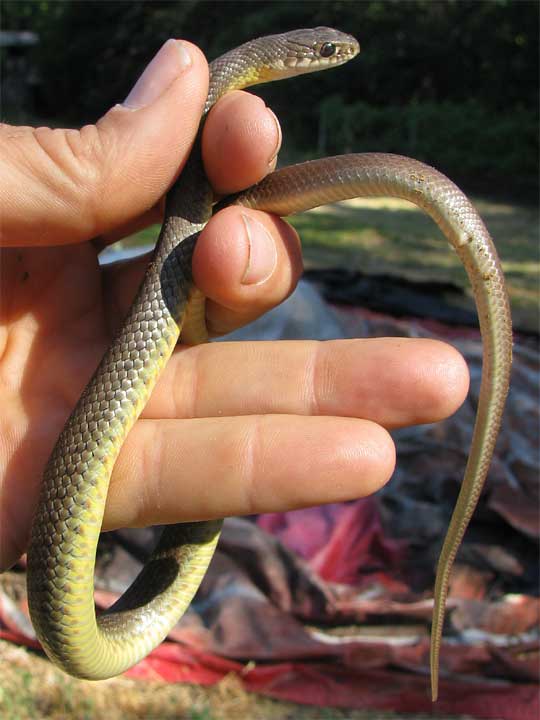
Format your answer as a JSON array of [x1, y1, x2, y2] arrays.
[[0, 40, 208, 247]]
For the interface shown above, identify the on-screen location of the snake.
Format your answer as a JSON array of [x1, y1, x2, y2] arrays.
[[26, 28, 512, 702]]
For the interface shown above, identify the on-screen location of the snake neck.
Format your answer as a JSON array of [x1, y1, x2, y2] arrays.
[[206, 42, 264, 110], [148, 139, 213, 325]]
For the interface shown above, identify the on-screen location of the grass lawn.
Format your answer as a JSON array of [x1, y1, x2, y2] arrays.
[[119, 195, 539, 335], [0, 638, 470, 720]]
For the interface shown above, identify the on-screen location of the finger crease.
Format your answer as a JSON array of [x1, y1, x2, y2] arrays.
[[307, 342, 322, 416], [187, 346, 202, 419], [242, 415, 262, 516], [139, 421, 163, 524]]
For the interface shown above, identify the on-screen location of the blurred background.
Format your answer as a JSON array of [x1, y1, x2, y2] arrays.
[[2, 0, 538, 201], [3, 0, 537, 332]]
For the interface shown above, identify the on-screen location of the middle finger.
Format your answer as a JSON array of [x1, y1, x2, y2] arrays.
[[143, 337, 469, 430]]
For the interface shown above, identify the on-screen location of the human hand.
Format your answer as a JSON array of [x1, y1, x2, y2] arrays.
[[0, 40, 469, 571]]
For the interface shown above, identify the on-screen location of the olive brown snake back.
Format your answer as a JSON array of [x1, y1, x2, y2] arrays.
[[26, 28, 512, 701]]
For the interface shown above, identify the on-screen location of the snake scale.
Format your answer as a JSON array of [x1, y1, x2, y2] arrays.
[[26, 29, 512, 701]]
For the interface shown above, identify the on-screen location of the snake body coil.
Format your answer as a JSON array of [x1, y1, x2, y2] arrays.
[[27, 29, 512, 701]]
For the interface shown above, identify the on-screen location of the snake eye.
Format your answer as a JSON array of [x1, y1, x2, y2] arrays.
[[320, 42, 336, 58]]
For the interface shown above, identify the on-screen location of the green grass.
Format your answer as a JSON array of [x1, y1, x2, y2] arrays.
[[2, 638, 470, 720], [119, 195, 539, 333]]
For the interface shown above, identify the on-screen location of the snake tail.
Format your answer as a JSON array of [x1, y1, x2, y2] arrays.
[[229, 153, 513, 701]]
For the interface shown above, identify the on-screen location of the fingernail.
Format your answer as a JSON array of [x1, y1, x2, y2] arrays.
[[123, 39, 192, 109], [266, 108, 282, 167], [241, 213, 277, 285]]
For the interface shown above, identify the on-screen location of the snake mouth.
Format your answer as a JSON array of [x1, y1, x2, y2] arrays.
[[283, 49, 358, 69]]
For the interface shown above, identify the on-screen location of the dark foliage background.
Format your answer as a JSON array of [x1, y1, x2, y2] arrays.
[[2, 0, 538, 199]]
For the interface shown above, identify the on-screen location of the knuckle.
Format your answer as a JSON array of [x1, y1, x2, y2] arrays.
[[32, 124, 107, 235]]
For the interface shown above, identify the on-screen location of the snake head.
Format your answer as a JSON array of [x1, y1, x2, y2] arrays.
[[250, 27, 360, 82], [265, 27, 360, 77], [207, 28, 359, 113], [210, 27, 360, 103]]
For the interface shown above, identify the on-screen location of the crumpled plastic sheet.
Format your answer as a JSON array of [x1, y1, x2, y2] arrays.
[[1, 281, 538, 719]]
